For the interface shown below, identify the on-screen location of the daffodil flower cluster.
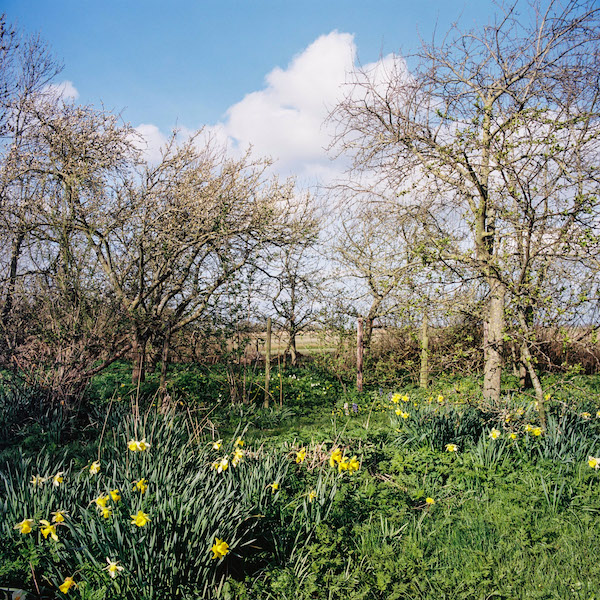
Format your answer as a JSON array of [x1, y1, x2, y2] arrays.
[[329, 447, 360, 474], [127, 438, 151, 452]]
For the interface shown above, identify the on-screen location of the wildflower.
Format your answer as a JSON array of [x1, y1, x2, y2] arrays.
[[269, 482, 279, 493], [109, 489, 121, 502], [532, 427, 543, 437], [130, 510, 150, 527], [213, 457, 229, 473], [231, 448, 244, 467], [235, 437, 245, 447], [127, 439, 140, 451], [52, 472, 64, 487], [347, 455, 360, 473], [11, 590, 26, 600], [425, 497, 435, 505], [105, 558, 124, 579], [59, 577, 76, 594], [211, 538, 230, 559], [13, 519, 34, 534], [588, 456, 600, 469], [101, 507, 112, 519], [30, 474, 45, 487], [445, 443, 458, 452], [90, 460, 101, 475], [133, 478, 148, 493], [329, 448, 342, 467], [128, 438, 151, 452], [489, 428, 501, 440], [295, 448, 306, 464], [94, 495, 110, 509], [308, 489, 317, 502], [39, 519, 58, 541], [212, 440, 222, 450], [51, 510, 67, 523]]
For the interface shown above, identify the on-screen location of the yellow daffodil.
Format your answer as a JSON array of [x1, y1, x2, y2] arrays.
[[510, 432, 517, 440], [133, 478, 148, 493], [51, 510, 67, 523], [391, 393, 401, 404], [489, 428, 501, 440], [138, 438, 151, 451], [437, 395, 444, 404], [402, 395, 409, 403], [347, 456, 360, 473], [269, 482, 279, 493], [425, 497, 435, 505], [338, 457, 349, 472], [596, 410, 600, 418], [231, 448, 244, 467], [399, 411, 409, 419], [329, 448, 342, 467], [101, 507, 112, 519], [588, 456, 600, 469], [39, 519, 58, 541], [212, 440, 222, 450], [52, 472, 64, 487], [581, 412, 591, 420], [59, 577, 76, 594], [395, 408, 402, 415], [524, 423, 533, 433], [109, 489, 121, 502], [11, 589, 26, 600], [105, 558, 124, 579], [90, 460, 101, 475], [30, 474, 45, 487], [94, 495, 110, 509], [445, 443, 458, 452], [130, 510, 150, 527], [211, 538, 230, 559], [532, 427, 543, 437], [127, 439, 140, 451], [235, 438, 245, 447], [516, 408, 525, 416], [308, 489, 317, 502], [213, 457, 229, 473], [295, 448, 306, 464], [13, 519, 34, 534]]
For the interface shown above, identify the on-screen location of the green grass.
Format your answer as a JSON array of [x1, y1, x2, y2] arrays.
[[2, 367, 600, 598]]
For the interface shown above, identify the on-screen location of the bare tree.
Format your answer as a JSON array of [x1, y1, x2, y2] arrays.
[[330, 0, 600, 407]]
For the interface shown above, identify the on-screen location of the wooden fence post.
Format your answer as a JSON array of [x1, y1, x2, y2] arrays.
[[264, 317, 271, 408], [357, 317, 364, 392]]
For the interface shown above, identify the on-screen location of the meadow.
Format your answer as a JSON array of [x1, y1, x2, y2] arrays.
[[1, 362, 600, 600]]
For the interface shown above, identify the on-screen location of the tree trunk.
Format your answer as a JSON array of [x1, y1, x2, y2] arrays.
[[483, 279, 505, 402], [419, 312, 429, 388], [159, 324, 172, 412], [131, 334, 148, 384]]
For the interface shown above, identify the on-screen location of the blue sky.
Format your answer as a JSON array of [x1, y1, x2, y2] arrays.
[[4, 0, 501, 181]]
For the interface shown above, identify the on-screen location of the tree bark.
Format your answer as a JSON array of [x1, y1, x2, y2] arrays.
[[419, 312, 429, 388], [264, 317, 271, 408], [357, 317, 364, 392], [483, 279, 505, 403]]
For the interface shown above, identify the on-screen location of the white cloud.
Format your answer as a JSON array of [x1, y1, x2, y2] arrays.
[[132, 123, 169, 164], [131, 31, 405, 186], [43, 80, 79, 100]]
